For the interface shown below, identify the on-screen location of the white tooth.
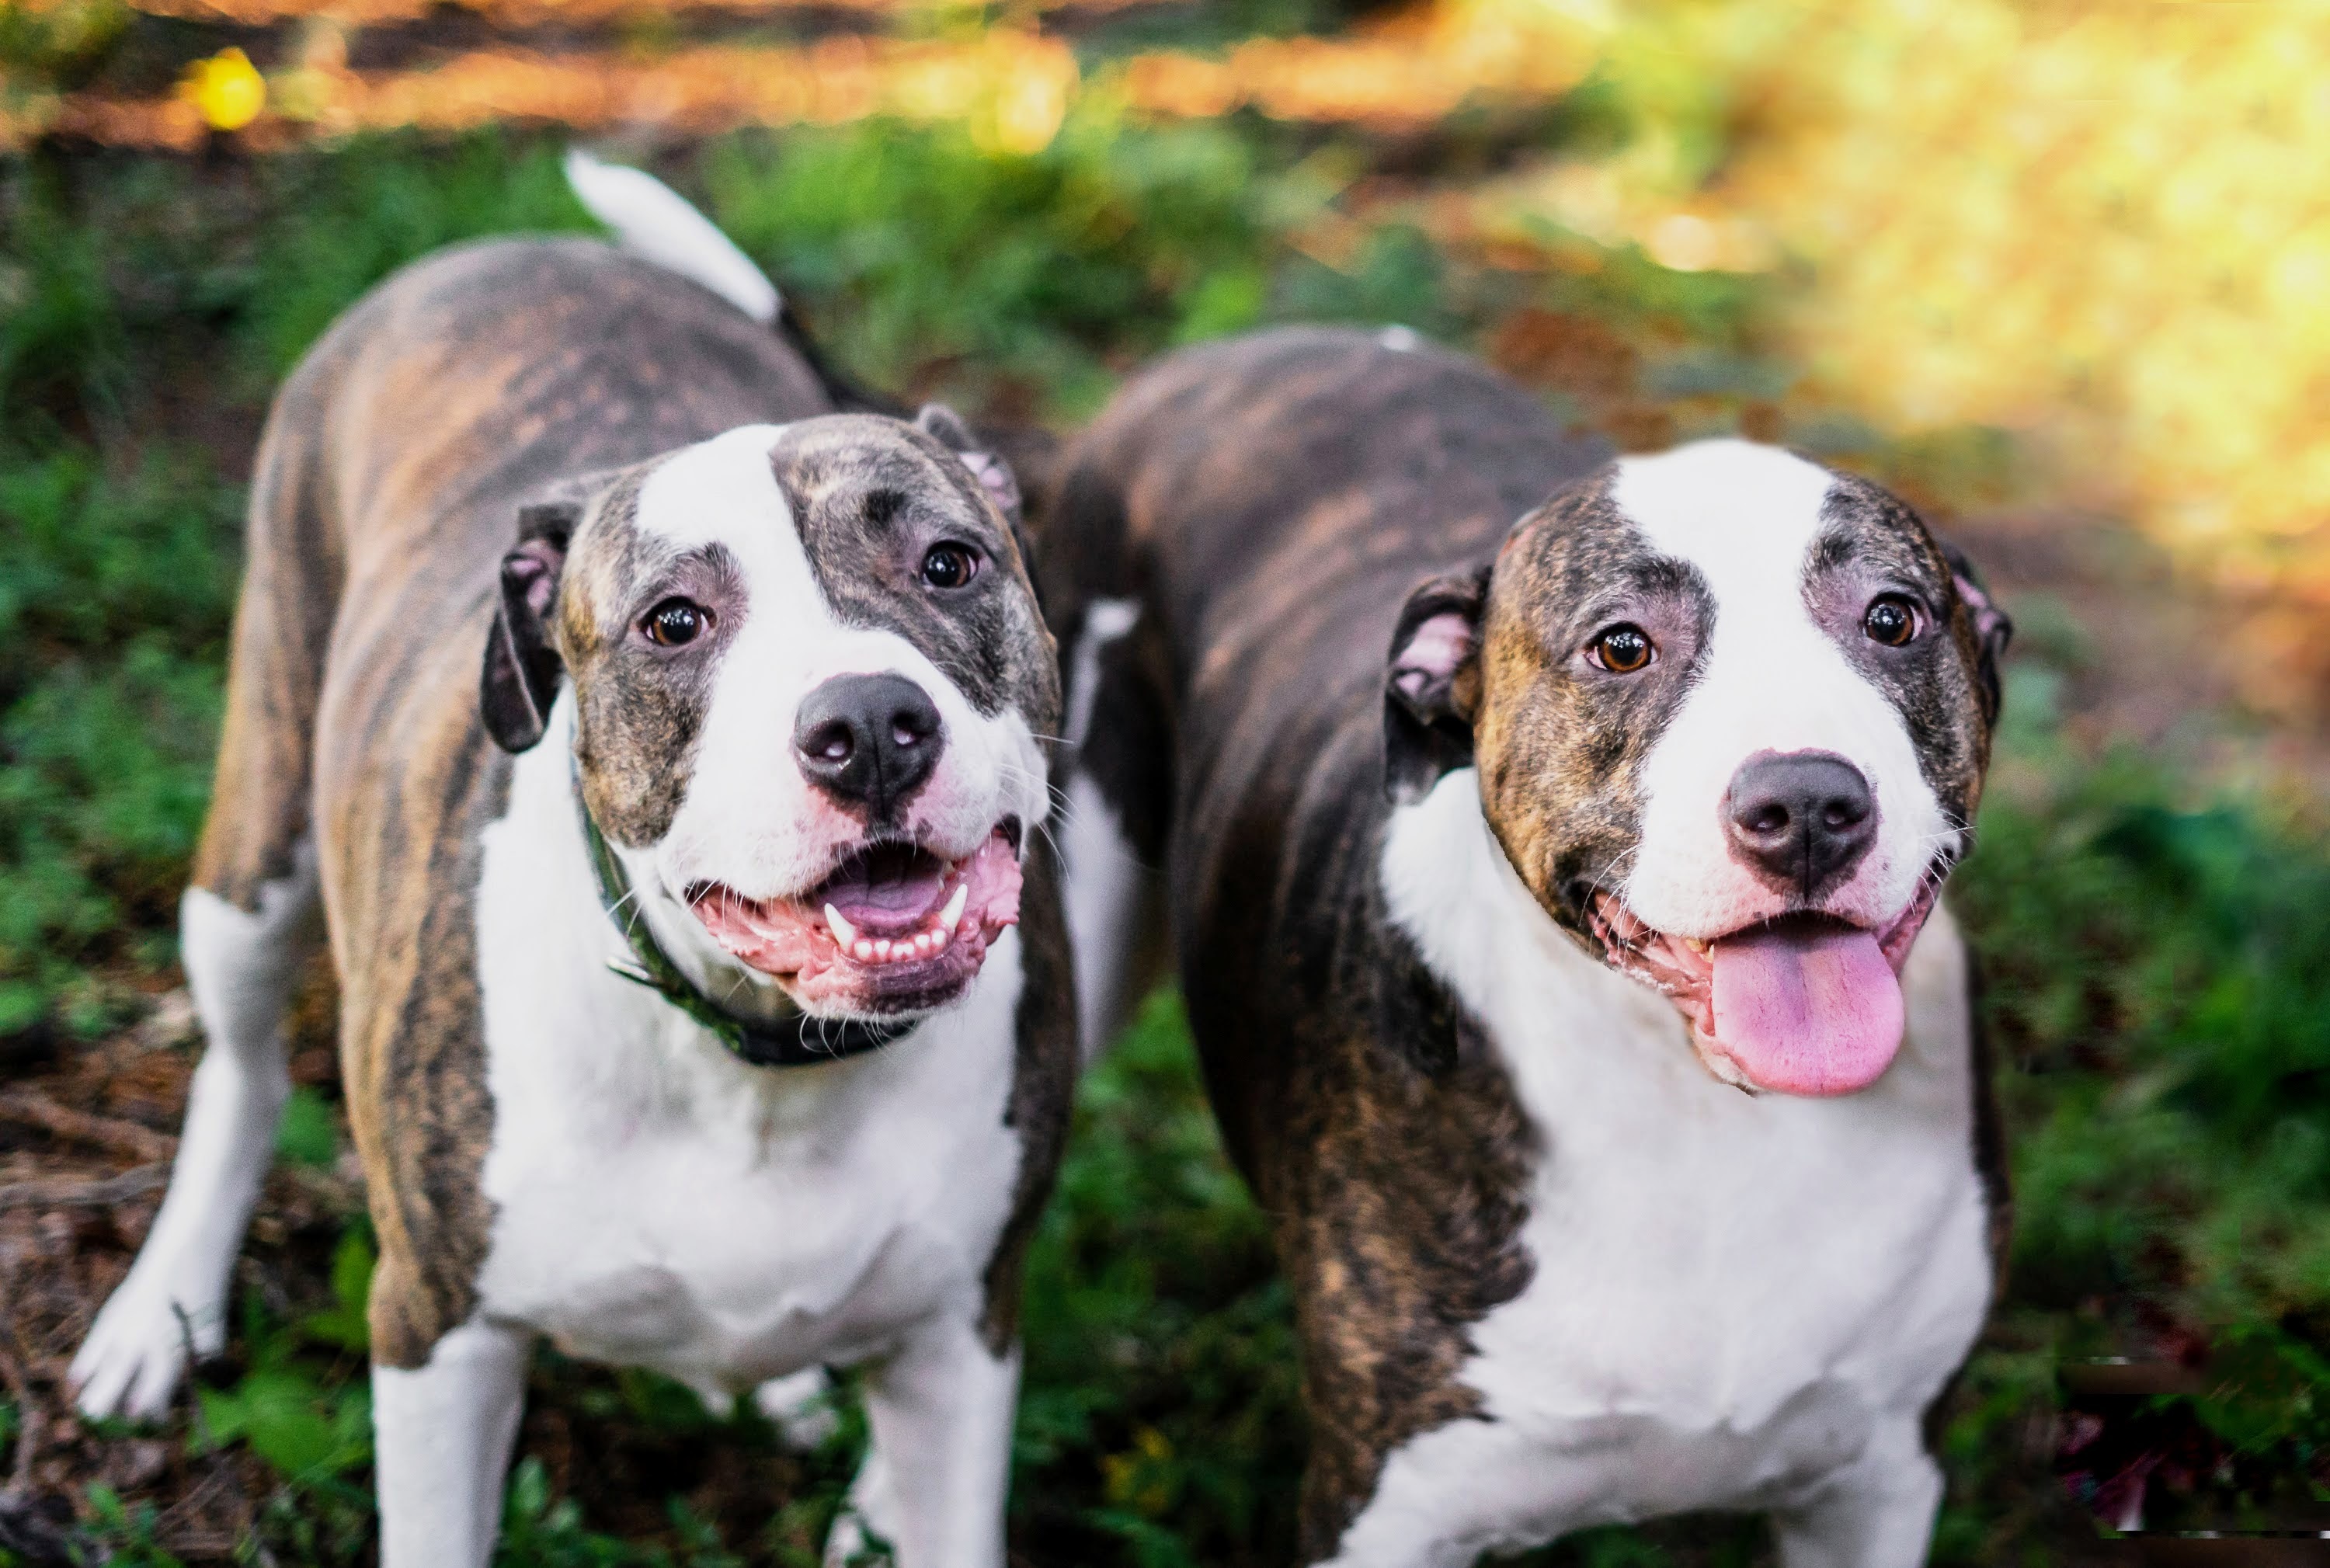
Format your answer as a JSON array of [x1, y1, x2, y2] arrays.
[[939, 883, 969, 933], [824, 904, 859, 949], [874, 939, 893, 961], [930, 923, 951, 949], [853, 939, 875, 961], [913, 933, 934, 955]]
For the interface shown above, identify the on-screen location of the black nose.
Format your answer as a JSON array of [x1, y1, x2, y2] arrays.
[[1722, 749, 1877, 899], [792, 673, 945, 821]]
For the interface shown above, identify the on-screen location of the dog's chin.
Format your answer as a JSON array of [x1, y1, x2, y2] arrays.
[[685, 821, 1024, 1019], [1578, 863, 1946, 1097]]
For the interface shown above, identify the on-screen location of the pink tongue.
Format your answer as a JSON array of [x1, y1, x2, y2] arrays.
[[1707, 923, 1904, 1096]]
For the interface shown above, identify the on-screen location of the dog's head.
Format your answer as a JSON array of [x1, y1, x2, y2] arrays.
[[1386, 440, 2010, 1096], [482, 405, 1059, 1027]]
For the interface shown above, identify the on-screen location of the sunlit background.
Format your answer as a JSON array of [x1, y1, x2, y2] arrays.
[[9, 0, 2330, 708]]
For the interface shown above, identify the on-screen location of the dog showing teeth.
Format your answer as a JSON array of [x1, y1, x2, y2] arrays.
[[69, 154, 1076, 1568]]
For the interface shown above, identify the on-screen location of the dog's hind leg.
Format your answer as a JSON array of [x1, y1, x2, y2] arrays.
[[373, 1317, 530, 1568], [826, 1317, 1017, 1568], [72, 386, 340, 1421], [71, 857, 321, 1419], [1769, 1419, 1945, 1568], [1058, 596, 1169, 1059]]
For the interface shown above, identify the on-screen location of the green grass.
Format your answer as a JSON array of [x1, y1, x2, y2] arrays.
[[5, 111, 2327, 1563]]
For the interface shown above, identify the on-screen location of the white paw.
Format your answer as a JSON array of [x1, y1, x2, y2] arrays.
[[753, 1367, 841, 1451], [821, 1509, 893, 1568], [70, 1270, 223, 1421]]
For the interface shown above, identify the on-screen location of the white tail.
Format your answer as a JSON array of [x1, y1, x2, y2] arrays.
[[564, 148, 781, 325]]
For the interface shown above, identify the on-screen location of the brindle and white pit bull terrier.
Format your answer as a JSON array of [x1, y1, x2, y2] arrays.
[[1048, 328, 2012, 1566], [71, 156, 1075, 1567]]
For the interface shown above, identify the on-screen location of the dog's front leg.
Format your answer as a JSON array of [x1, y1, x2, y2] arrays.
[[1769, 1418, 1945, 1568], [828, 1316, 1019, 1568], [373, 1317, 531, 1568]]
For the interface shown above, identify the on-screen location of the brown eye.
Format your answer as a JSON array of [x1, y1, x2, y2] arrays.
[[1863, 594, 1918, 648], [644, 598, 708, 647], [921, 543, 978, 589], [1590, 624, 1654, 673]]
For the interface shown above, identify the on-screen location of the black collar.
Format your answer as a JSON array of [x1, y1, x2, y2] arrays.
[[572, 775, 906, 1068]]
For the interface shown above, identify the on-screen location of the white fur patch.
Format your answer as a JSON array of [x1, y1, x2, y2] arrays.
[[1612, 440, 1954, 938], [1062, 597, 1150, 1055], [565, 149, 781, 325], [373, 1317, 530, 1568], [72, 847, 321, 1420], [613, 426, 1053, 1021], [475, 696, 1028, 1390], [1338, 771, 1991, 1564]]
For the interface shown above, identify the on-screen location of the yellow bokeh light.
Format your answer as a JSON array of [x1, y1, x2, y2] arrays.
[[25, 0, 2330, 632], [179, 45, 266, 131], [1470, 0, 2330, 611]]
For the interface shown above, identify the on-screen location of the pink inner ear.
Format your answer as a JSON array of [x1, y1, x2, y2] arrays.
[[1953, 572, 2005, 641], [958, 452, 1020, 515], [506, 541, 562, 618], [1395, 612, 1473, 690]]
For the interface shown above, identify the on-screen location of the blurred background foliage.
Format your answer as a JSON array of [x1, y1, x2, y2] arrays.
[[1, 0, 2328, 1562]]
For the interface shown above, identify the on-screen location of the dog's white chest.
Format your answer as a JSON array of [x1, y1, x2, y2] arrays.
[[1462, 933, 1986, 1512], [465, 751, 1024, 1395], [1349, 781, 1994, 1560]]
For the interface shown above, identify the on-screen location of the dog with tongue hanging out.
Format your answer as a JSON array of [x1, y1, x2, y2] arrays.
[[1045, 327, 2015, 1566]]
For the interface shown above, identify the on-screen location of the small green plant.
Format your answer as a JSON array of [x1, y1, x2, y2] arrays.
[[191, 1302, 371, 1485], [84, 1484, 186, 1567]]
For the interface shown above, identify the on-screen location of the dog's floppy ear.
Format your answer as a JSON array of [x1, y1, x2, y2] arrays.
[[1384, 567, 1491, 805], [1939, 537, 2012, 727], [916, 402, 1025, 533], [481, 499, 579, 753]]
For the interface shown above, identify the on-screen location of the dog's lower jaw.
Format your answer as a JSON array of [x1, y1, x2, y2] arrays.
[[688, 826, 1025, 1019]]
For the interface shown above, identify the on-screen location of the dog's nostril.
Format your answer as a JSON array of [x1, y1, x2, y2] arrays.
[[1747, 804, 1790, 836], [799, 721, 854, 764]]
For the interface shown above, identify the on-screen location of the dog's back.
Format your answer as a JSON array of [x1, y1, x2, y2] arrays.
[[205, 237, 829, 912]]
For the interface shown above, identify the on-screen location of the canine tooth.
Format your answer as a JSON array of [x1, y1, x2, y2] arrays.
[[1685, 937, 1709, 954], [824, 904, 858, 949], [853, 939, 875, 961], [939, 883, 970, 933]]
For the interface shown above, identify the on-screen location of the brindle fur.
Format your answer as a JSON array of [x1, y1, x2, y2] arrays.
[[1044, 325, 2014, 1554], [200, 236, 1069, 1370], [1471, 476, 1716, 938], [770, 416, 1060, 728], [980, 829, 1079, 1352], [1043, 329, 1608, 1550]]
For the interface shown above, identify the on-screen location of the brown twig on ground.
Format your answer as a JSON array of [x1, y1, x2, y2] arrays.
[[0, 1090, 177, 1164], [0, 1166, 168, 1215], [0, 1328, 37, 1493]]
